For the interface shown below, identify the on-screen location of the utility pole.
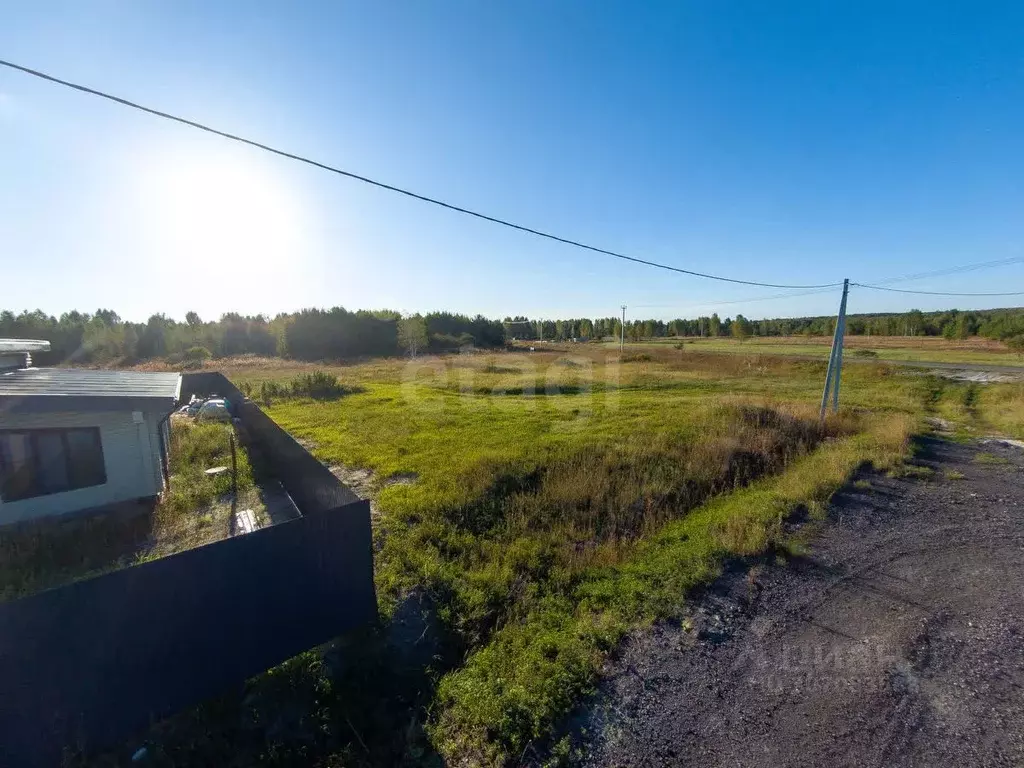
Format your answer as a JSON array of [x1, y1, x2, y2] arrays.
[[820, 279, 850, 419], [620, 305, 626, 353]]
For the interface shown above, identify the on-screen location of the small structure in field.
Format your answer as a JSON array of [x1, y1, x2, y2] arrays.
[[0, 339, 181, 526]]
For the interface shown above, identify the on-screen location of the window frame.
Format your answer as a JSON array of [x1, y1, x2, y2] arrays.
[[0, 427, 107, 502]]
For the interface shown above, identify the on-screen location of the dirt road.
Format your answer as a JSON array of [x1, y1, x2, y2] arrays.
[[574, 438, 1024, 767]]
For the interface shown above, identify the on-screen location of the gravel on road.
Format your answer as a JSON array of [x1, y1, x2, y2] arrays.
[[574, 438, 1024, 767]]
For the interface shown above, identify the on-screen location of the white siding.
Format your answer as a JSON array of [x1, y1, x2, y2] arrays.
[[0, 409, 167, 525]]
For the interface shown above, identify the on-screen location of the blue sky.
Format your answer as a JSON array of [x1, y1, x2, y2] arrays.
[[2, 1, 1024, 323]]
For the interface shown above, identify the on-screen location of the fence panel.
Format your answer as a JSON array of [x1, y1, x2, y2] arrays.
[[0, 499, 375, 766]]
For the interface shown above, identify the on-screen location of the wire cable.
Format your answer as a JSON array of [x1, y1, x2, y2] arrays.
[[864, 255, 1024, 287], [630, 286, 841, 310], [0, 58, 844, 290], [851, 283, 1024, 297]]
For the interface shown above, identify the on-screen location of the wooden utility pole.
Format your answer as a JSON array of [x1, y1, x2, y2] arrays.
[[820, 279, 850, 419], [620, 305, 626, 353]]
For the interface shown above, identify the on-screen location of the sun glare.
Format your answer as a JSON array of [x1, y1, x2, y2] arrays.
[[146, 151, 307, 266], [125, 144, 317, 319]]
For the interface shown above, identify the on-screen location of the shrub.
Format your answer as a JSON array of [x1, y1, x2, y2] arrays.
[[258, 370, 359, 403], [179, 346, 213, 370], [184, 345, 213, 362], [1006, 335, 1024, 354]]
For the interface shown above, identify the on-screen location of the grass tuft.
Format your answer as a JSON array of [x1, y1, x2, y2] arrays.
[[974, 452, 1011, 465], [886, 463, 935, 479]]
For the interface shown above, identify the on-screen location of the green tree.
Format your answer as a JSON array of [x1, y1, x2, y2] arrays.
[[137, 314, 169, 358], [708, 313, 722, 337], [122, 324, 138, 360], [398, 315, 428, 358], [731, 314, 751, 341]]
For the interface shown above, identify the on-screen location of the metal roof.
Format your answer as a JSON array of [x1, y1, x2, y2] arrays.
[[0, 338, 51, 353], [0, 368, 182, 414]]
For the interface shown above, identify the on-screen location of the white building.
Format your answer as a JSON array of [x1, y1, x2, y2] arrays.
[[0, 340, 181, 526]]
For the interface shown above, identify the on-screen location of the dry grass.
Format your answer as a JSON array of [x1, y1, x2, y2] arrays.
[[602, 334, 1024, 366], [687, 334, 1013, 352], [0, 511, 152, 602]]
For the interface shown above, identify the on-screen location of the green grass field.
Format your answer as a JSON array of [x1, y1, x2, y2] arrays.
[[99, 347, 1024, 766]]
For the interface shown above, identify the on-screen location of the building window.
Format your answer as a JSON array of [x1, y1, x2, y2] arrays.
[[0, 428, 106, 502]]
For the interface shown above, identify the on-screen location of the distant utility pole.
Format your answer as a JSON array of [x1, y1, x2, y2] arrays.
[[820, 278, 850, 419], [620, 305, 626, 353], [539, 319, 543, 343]]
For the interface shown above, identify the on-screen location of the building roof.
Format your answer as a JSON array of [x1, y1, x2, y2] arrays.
[[0, 339, 51, 353], [0, 368, 182, 414]]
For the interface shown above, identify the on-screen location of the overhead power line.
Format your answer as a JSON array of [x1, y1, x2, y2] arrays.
[[851, 283, 1024, 297], [866, 255, 1024, 287], [0, 58, 841, 290], [631, 286, 840, 310]]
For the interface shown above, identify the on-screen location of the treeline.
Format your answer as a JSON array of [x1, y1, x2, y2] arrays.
[[7, 304, 1024, 367], [0, 308, 505, 366], [504, 307, 1024, 343]]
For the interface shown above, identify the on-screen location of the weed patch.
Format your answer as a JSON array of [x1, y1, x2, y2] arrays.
[[974, 452, 1011, 465], [887, 463, 935, 479], [247, 370, 362, 404]]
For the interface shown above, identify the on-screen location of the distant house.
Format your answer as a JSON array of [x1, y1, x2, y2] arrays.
[[0, 339, 181, 526]]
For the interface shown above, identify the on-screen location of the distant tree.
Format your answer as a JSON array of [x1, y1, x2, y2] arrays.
[[905, 309, 925, 336], [137, 314, 169, 358], [731, 314, 751, 341], [398, 315, 428, 358], [122, 324, 138, 360], [185, 311, 202, 327], [708, 313, 722, 337], [94, 309, 121, 326]]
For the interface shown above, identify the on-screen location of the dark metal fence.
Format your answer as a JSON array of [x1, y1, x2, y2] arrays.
[[0, 372, 375, 766]]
